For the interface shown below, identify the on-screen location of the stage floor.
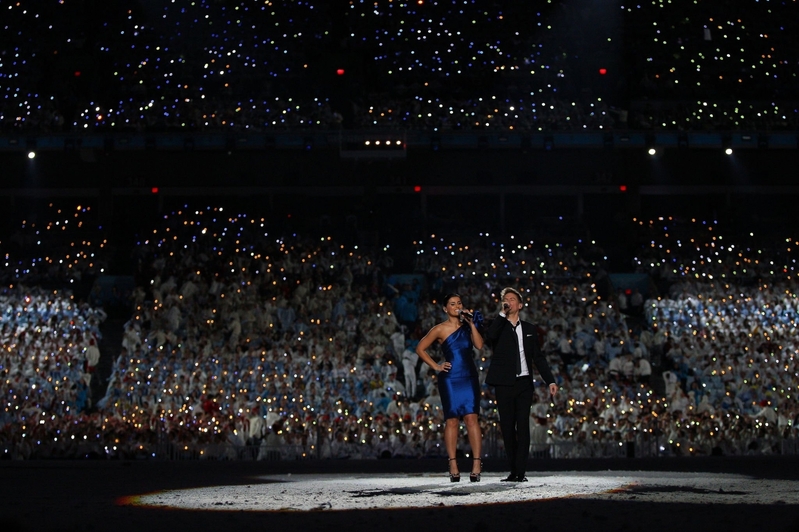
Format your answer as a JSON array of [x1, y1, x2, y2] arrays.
[[2, 457, 799, 532]]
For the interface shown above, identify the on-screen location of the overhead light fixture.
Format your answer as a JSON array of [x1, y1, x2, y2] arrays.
[[645, 133, 656, 156], [722, 134, 732, 155], [26, 138, 36, 159]]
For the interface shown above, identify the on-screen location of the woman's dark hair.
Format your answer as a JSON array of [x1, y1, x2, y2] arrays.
[[441, 293, 462, 307]]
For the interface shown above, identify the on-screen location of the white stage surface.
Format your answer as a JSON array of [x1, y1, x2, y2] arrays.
[[124, 470, 797, 512]]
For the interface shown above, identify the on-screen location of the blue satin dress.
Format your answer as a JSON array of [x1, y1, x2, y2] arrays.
[[437, 312, 482, 419]]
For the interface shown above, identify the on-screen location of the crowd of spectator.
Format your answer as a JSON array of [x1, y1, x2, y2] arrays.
[[626, 215, 799, 456], [0, 286, 106, 458], [2, 1, 797, 134], [2, 203, 798, 461]]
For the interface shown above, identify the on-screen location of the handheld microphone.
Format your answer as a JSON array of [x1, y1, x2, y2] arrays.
[[459, 309, 474, 320], [502, 302, 510, 312]]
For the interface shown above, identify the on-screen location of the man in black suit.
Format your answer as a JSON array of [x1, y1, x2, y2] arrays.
[[484, 287, 558, 482]]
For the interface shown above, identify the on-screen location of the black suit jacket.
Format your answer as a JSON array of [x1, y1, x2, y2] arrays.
[[483, 316, 556, 387]]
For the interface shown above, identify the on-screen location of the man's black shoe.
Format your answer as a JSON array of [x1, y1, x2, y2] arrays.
[[500, 474, 518, 482], [515, 476, 528, 482]]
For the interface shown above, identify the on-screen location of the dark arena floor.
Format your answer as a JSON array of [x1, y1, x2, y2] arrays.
[[2, 456, 799, 532]]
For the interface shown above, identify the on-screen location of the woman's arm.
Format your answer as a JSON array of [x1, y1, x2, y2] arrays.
[[467, 310, 484, 350], [415, 325, 451, 372]]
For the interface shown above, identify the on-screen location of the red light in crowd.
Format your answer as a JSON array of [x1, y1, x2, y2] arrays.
[[619, 185, 627, 192], [336, 69, 345, 76], [74, 71, 81, 77], [151, 187, 159, 194], [599, 68, 607, 75], [413, 185, 422, 192]]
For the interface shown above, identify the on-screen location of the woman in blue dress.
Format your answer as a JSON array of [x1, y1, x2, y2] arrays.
[[416, 293, 484, 482]]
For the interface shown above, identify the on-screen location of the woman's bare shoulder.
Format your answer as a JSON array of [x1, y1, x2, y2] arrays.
[[431, 321, 458, 342]]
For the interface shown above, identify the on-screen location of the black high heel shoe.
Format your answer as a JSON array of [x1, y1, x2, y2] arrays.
[[470, 458, 482, 483], [448, 457, 460, 482]]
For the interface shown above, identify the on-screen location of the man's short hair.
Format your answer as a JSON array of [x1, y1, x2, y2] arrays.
[[500, 287, 523, 303]]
